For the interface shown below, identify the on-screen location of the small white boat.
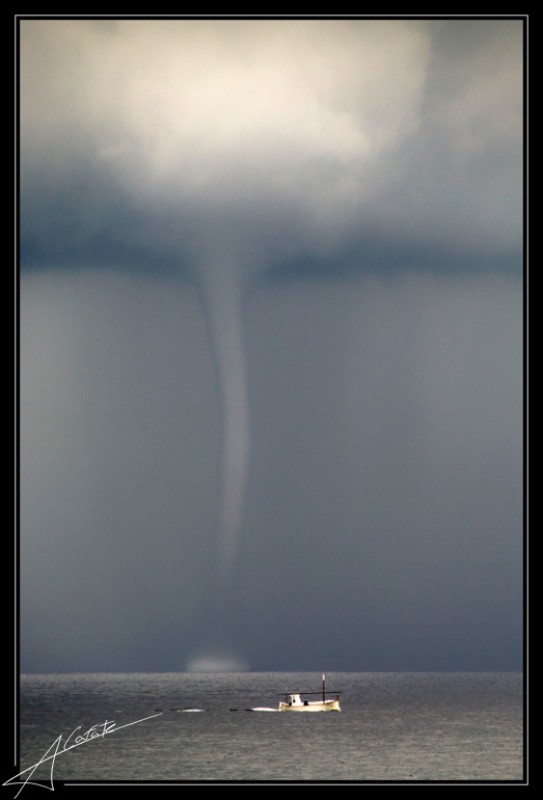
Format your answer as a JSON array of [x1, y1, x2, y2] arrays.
[[278, 674, 341, 712]]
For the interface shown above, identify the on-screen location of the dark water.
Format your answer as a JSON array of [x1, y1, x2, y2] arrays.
[[17, 672, 523, 784]]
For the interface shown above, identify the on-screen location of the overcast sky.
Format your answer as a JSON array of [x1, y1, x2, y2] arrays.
[[19, 17, 524, 673]]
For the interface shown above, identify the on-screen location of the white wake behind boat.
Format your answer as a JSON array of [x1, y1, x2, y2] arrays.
[[278, 674, 341, 712]]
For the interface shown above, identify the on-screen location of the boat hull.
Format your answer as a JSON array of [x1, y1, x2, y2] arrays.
[[278, 699, 340, 712]]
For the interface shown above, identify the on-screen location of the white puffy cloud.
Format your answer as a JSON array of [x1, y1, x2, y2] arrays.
[[21, 18, 523, 272], [21, 20, 432, 261]]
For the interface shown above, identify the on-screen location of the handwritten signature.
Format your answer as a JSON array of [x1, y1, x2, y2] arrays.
[[3, 712, 163, 797]]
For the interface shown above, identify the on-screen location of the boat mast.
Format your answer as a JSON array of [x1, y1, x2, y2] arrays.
[[322, 673, 325, 702]]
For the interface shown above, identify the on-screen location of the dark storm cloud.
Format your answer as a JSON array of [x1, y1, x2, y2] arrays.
[[19, 18, 524, 672], [20, 18, 522, 272]]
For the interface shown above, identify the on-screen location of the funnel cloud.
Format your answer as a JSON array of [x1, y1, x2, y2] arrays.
[[198, 259, 250, 586]]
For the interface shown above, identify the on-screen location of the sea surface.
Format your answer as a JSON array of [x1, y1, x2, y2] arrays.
[[16, 672, 524, 785]]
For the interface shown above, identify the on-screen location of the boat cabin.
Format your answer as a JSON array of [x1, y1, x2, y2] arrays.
[[285, 693, 308, 707]]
